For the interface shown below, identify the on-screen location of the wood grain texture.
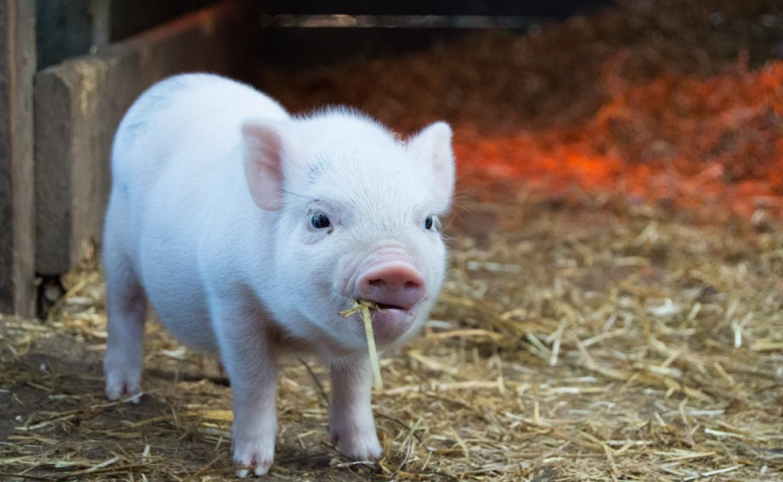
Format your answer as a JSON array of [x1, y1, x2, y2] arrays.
[[34, 0, 257, 275], [0, 0, 37, 316]]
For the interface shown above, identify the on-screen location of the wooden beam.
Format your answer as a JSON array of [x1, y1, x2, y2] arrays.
[[0, 0, 37, 316], [258, 0, 609, 16], [34, 0, 257, 275]]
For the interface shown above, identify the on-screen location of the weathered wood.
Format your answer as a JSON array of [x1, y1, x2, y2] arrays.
[[257, 1, 611, 69], [0, 0, 37, 316], [34, 0, 257, 275], [259, 0, 609, 16]]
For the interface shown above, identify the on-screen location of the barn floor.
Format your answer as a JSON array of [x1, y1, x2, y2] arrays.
[[1, 190, 782, 482], [2, 0, 783, 480]]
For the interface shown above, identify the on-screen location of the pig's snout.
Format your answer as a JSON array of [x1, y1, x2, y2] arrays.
[[356, 262, 425, 310]]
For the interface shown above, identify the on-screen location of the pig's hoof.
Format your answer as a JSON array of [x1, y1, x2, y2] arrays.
[[333, 429, 383, 461], [235, 465, 270, 478], [104, 370, 142, 403], [233, 443, 274, 477]]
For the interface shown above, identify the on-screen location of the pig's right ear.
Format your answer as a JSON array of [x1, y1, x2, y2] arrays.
[[242, 120, 285, 211]]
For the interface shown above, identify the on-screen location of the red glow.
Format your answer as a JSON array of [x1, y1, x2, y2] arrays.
[[456, 60, 783, 218]]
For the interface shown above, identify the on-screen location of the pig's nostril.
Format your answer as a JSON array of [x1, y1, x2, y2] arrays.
[[404, 281, 420, 290], [369, 279, 386, 288]]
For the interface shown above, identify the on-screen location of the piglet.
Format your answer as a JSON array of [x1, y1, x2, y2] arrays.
[[102, 73, 455, 477]]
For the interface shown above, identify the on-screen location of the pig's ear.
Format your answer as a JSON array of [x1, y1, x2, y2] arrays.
[[242, 120, 286, 211], [407, 122, 455, 209]]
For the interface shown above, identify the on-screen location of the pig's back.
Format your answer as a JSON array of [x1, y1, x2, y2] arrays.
[[112, 74, 289, 198], [109, 73, 289, 249]]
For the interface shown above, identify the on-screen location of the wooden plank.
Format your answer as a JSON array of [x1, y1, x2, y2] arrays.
[[0, 0, 37, 316], [259, 0, 609, 17], [34, 0, 257, 275], [257, 0, 611, 69]]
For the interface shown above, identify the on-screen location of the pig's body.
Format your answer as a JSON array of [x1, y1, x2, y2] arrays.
[[103, 73, 455, 477], [105, 75, 289, 354]]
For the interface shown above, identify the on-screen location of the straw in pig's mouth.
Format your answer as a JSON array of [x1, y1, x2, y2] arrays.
[[339, 299, 384, 390]]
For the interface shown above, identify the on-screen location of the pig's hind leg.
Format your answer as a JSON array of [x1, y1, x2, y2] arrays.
[[103, 242, 148, 403]]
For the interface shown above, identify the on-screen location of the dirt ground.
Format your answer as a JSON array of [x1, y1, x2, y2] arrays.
[[2, 0, 783, 480], [2, 188, 783, 481]]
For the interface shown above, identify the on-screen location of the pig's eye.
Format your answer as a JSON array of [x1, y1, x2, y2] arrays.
[[424, 215, 441, 231], [309, 213, 331, 230]]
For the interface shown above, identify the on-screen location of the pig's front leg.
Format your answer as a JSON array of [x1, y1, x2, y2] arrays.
[[213, 304, 279, 478], [329, 355, 382, 461]]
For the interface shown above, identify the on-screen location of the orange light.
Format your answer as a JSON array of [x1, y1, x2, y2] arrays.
[[456, 60, 783, 218]]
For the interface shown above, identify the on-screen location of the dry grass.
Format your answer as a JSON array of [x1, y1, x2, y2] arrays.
[[1, 186, 782, 481], [2, 0, 783, 479]]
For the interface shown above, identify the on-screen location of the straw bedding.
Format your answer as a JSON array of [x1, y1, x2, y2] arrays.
[[2, 0, 782, 479]]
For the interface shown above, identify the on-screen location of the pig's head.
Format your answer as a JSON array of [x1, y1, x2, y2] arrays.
[[242, 109, 454, 351]]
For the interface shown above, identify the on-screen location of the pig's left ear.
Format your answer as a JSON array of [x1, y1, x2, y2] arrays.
[[242, 120, 286, 211], [407, 122, 455, 210]]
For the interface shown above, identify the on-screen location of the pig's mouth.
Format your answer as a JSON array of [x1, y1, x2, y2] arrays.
[[374, 302, 407, 311], [365, 304, 416, 346], [339, 299, 417, 347]]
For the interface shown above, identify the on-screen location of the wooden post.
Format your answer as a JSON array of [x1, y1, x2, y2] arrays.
[[34, 0, 256, 275], [0, 0, 37, 316]]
